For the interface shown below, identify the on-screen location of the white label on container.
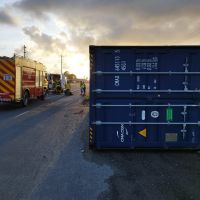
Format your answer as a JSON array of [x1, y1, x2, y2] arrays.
[[151, 111, 159, 118], [114, 49, 120, 53], [136, 76, 140, 82], [142, 110, 146, 121], [165, 133, 178, 142], [114, 76, 120, 87], [136, 57, 158, 71], [116, 124, 129, 143], [114, 56, 120, 71], [192, 131, 195, 143], [121, 61, 126, 71]]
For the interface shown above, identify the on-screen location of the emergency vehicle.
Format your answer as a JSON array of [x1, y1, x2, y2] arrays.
[[0, 56, 47, 106]]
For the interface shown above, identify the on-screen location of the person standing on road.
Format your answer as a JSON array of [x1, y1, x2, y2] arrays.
[[82, 82, 86, 96], [80, 81, 83, 95]]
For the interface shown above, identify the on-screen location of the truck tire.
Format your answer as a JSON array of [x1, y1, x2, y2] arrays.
[[22, 91, 29, 107]]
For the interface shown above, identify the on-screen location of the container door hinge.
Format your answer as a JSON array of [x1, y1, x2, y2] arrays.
[[181, 124, 187, 133], [96, 103, 102, 108], [181, 106, 187, 123], [95, 89, 102, 93], [95, 121, 102, 125], [96, 71, 102, 75], [181, 124, 187, 140], [183, 57, 189, 91]]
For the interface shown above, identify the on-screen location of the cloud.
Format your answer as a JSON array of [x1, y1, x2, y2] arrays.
[[14, 0, 200, 46], [8, 0, 200, 77], [0, 9, 17, 26], [22, 26, 67, 55], [21, 26, 89, 77], [14, 0, 200, 20]]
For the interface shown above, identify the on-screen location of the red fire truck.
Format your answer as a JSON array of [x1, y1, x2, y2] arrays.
[[0, 56, 47, 106]]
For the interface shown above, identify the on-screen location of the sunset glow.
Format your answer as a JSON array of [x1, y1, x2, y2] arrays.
[[1, 0, 200, 78]]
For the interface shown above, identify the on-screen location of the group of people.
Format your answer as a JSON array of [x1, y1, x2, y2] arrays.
[[80, 81, 86, 96]]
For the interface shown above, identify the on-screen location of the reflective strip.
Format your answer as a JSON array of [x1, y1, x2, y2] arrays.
[[0, 85, 9, 93], [0, 79, 15, 93], [0, 60, 15, 77], [0, 60, 15, 75], [89, 127, 93, 143], [0, 59, 15, 95]]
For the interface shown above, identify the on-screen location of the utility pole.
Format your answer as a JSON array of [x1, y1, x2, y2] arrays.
[[60, 55, 65, 90], [24, 45, 26, 58], [61, 55, 63, 75]]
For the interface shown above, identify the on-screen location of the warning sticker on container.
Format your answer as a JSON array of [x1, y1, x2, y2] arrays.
[[165, 133, 178, 142], [151, 111, 159, 118], [141, 110, 146, 121], [138, 128, 147, 138]]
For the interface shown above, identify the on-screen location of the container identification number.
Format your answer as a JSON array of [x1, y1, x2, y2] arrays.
[[114, 49, 127, 87]]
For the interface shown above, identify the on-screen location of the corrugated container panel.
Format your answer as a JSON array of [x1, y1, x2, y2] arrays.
[[89, 46, 200, 149]]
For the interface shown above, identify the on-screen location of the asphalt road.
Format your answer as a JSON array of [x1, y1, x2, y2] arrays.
[[0, 88, 200, 200]]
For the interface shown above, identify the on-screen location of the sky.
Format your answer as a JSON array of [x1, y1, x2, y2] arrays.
[[0, 0, 200, 78]]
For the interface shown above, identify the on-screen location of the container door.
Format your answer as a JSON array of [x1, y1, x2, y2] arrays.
[[90, 46, 200, 149], [132, 100, 200, 148], [95, 100, 132, 148], [133, 104, 162, 148]]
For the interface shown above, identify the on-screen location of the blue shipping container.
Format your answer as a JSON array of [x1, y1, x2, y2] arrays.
[[89, 46, 200, 149]]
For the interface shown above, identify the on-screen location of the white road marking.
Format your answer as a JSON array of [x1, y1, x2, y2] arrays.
[[14, 89, 80, 118], [15, 111, 29, 118]]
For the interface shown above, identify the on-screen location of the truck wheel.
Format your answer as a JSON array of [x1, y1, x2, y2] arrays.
[[22, 91, 29, 107]]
